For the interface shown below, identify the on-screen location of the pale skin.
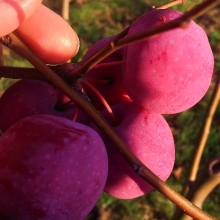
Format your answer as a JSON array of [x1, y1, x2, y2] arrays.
[[0, 0, 80, 64]]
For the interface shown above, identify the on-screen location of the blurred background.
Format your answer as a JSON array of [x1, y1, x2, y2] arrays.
[[1, 0, 220, 219]]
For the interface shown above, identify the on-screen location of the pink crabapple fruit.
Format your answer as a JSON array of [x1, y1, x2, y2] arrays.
[[0, 114, 108, 220], [82, 36, 129, 110], [0, 79, 90, 133], [91, 102, 175, 199], [124, 9, 214, 114]]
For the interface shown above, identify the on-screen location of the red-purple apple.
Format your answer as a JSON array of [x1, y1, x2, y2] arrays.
[[0, 114, 108, 220], [124, 9, 214, 114], [0, 79, 90, 132], [91, 102, 175, 199]]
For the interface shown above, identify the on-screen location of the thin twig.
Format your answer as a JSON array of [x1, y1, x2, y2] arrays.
[[69, 0, 220, 79], [184, 75, 220, 195], [0, 63, 79, 82], [157, 0, 186, 9], [180, 157, 220, 220], [0, 0, 219, 83], [171, 75, 220, 220]]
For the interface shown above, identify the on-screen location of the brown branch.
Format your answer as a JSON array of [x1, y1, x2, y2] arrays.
[[62, 0, 70, 21], [171, 75, 220, 220], [191, 160, 220, 209], [180, 157, 220, 220], [1, 0, 219, 83], [68, 0, 220, 79], [183, 75, 220, 195], [157, 0, 186, 9], [0, 66, 45, 81], [0, 64, 78, 82]]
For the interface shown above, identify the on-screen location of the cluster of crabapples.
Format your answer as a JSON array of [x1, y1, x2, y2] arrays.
[[0, 9, 214, 220]]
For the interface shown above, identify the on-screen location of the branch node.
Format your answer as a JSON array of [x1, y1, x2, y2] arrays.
[[133, 164, 142, 173], [0, 35, 12, 47]]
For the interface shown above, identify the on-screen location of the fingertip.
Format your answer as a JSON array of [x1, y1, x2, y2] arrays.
[[0, 0, 42, 37], [17, 5, 80, 64]]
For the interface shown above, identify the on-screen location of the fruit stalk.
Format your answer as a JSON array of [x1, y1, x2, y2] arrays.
[[67, 0, 220, 78]]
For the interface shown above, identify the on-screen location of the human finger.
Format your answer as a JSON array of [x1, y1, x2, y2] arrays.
[[0, 0, 42, 37], [17, 4, 79, 64]]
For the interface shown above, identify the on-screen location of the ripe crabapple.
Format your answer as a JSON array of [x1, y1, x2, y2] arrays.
[[0, 114, 108, 220], [91, 102, 175, 199], [124, 9, 214, 114], [0, 79, 89, 132]]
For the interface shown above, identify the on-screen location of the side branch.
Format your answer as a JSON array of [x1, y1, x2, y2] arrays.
[[69, 0, 220, 79], [179, 157, 220, 220], [0, 66, 45, 81], [1, 1, 219, 83], [171, 75, 220, 219], [184, 74, 220, 196]]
